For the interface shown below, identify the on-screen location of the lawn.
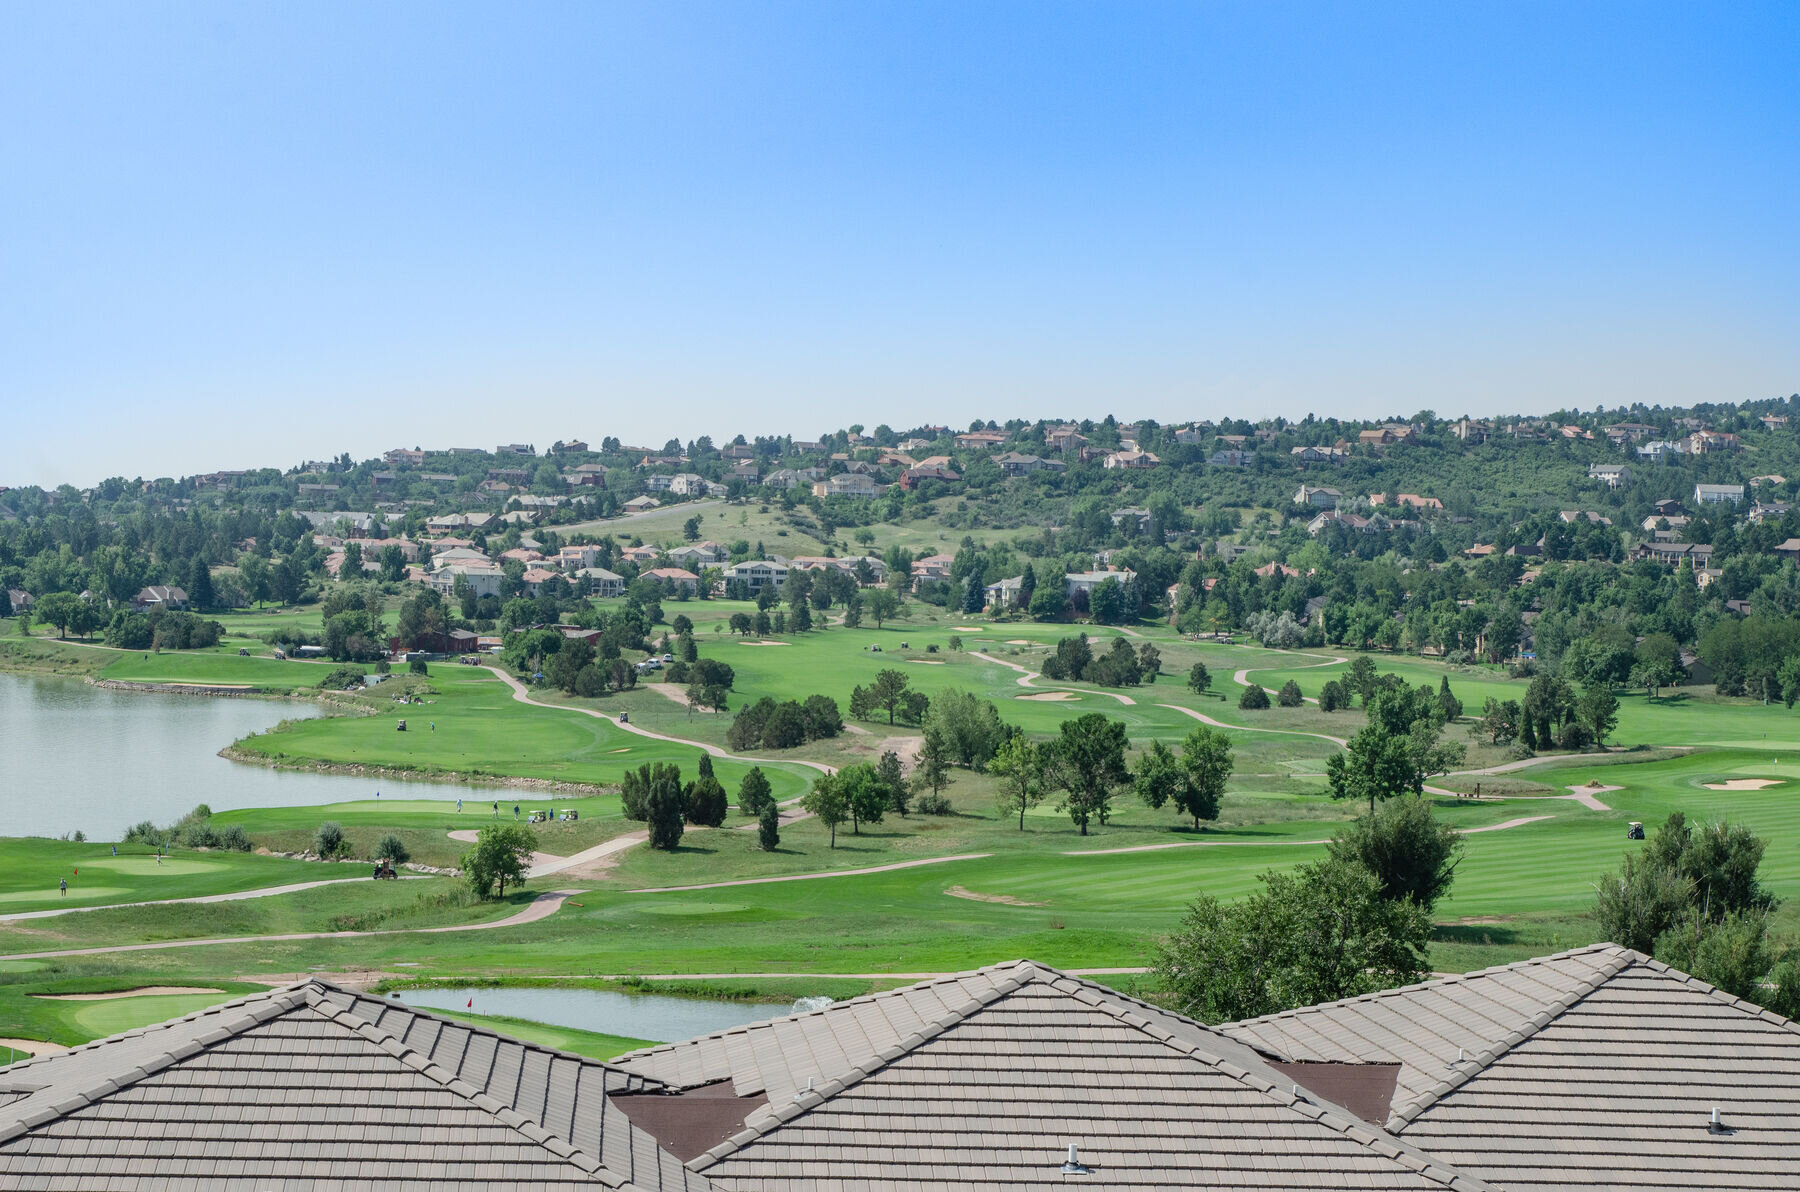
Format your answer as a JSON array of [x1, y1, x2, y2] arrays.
[[0, 840, 333, 915]]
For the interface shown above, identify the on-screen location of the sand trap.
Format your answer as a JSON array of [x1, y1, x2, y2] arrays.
[[1017, 692, 1076, 702], [0, 1037, 66, 1057], [952, 626, 984, 632], [1005, 639, 1034, 645], [908, 659, 946, 665], [737, 640, 789, 646], [608, 747, 632, 753], [36, 986, 224, 1001], [945, 885, 1045, 907], [1704, 779, 1784, 790]]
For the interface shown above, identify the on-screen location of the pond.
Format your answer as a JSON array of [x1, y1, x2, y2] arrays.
[[0, 673, 529, 839], [392, 985, 823, 1043]]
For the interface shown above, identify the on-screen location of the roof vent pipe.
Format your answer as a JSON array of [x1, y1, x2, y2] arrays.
[[1710, 1107, 1731, 1135], [793, 1076, 814, 1103], [1061, 1144, 1090, 1175]]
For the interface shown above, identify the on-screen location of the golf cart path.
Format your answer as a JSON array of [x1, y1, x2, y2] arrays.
[[1232, 650, 1349, 705], [0, 889, 581, 962], [483, 665, 836, 775], [0, 875, 430, 924], [969, 651, 1137, 705], [627, 853, 993, 894], [1157, 703, 1350, 749]]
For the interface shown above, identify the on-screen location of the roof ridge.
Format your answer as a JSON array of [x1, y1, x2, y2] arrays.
[[685, 964, 1040, 1173], [0, 985, 312, 1148], [609, 959, 1040, 1069], [1385, 949, 1638, 1130], [0, 981, 303, 1077], [1034, 974, 1500, 1192], [300, 990, 621, 1182], [1220, 942, 1633, 1033], [1631, 952, 1800, 1037]]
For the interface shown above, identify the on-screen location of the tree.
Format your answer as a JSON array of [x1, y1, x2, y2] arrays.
[[1276, 679, 1304, 707], [1186, 661, 1211, 697], [1318, 678, 1349, 712], [912, 725, 954, 802], [921, 689, 1008, 769], [685, 772, 729, 827], [865, 587, 901, 628], [737, 767, 775, 817], [1176, 724, 1233, 829], [1238, 683, 1270, 710], [1437, 676, 1463, 722], [187, 557, 215, 612], [758, 801, 781, 851], [461, 824, 537, 898], [313, 821, 348, 859], [869, 668, 911, 725], [1346, 655, 1379, 704], [643, 762, 686, 850], [1326, 688, 1423, 814], [803, 774, 849, 847], [1132, 739, 1184, 812], [1327, 795, 1462, 909], [1577, 683, 1619, 748], [1595, 851, 1697, 954], [547, 638, 596, 694], [33, 592, 83, 640], [1634, 632, 1683, 698], [839, 762, 887, 833], [988, 735, 1045, 829], [1155, 858, 1432, 1023], [1136, 641, 1161, 681], [1479, 697, 1520, 745], [376, 833, 411, 864], [876, 750, 909, 816], [683, 515, 702, 541], [1051, 713, 1129, 835]]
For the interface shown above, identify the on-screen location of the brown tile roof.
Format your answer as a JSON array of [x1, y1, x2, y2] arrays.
[[617, 961, 1492, 1191], [1225, 943, 1800, 1191], [0, 980, 710, 1191]]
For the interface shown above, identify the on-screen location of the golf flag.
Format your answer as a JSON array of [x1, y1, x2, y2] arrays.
[[467, 997, 473, 1008]]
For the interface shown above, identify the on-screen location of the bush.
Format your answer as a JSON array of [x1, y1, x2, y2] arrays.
[[915, 791, 954, 815], [318, 667, 365, 691], [1318, 679, 1348, 712], [1277, 680, 1304, 707], [409, 658, 429, 675], [1239, 684, 1271, 710], [216, 824, 252, 851], [314, 821, 348, 859], [376, 833, 410, 864]]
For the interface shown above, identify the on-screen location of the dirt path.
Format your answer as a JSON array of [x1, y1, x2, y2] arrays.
[[0, 889, 581, 962], [1157, 703, 1350, 749], [482, 665, 835, 776], [626, 853, 993, 895], [968, 651, 1137, 705], [0, 875, 430, 924]]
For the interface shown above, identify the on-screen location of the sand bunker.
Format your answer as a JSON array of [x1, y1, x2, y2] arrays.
[[36, 986, 224, 1002], [1704, 778, 1784, 791], [908, 659, 946, 665], [945, 885, 1045, 907], [952, 626, 984, 632], [737, 640, 789, 646], [0, 1037, 67, 1057], [1005, 639, 1034, 645], [1017, 692, 1076, 702]]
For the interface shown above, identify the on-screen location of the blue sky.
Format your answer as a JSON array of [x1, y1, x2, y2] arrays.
[[2, 1, 1796, 487]]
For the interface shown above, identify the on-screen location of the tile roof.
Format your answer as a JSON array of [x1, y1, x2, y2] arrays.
[[0, 980, 710, 1191], [1225, 943, 1800, 1191], [617, 961, 1492, 1191]]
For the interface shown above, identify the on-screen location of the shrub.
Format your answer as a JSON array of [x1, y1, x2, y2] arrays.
[[314, 821, 348, 859], [915, 791, 954, 815], [1239, 683, 1271, 710], [1277, 680, 1304, 707], [409, 658, 429, 675], [376, 833, 410, 864], [216, 824, 252, 851], [318, 667, 365, 691]]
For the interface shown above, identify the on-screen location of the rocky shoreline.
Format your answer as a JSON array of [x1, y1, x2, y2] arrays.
[[216, 746, 616, 797]]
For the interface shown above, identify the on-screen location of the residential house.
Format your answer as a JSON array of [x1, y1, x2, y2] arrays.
[[1750, 501, 1792, 524], [1101, 449, 1160, 470], [667, 474, 711, 497], [347, 537, 421, 562], [667, 542, 725, 568], [728, 461, 760, 484], [556, 438, 589, 453], [1172, 423, 1215, 444], [1776, 538, 1800, 565], [789, 555, 887, 585], [431, 547, 491, 570], [723, 559, 790, 594], [953, 430, 1008, 450], [1694, 483, 1746, 506], [1307, 510, 1380, 535], [1044, 426, 1088, 453], [1588, 463, 1632, 488], [1558, 511, 1614, 526], [1064, 568, 1133, 597], [494, 442, 536, 456], [643, 475, 676, 492], [486, 467, 530, 486], [131, 585, 189, 612], [908, 553, 956, 591], [994, 451, 1063, 476], [983, 575, 1025, 607], [1761, 414, 1790, 431], [811, 473, 882, 498], [1638, 439, 1686, 462], [900, 463, 961, 490], [1291, 445, 1346, 464], [641, 567, 700, 595], [619, 545, 662, 566], [424, 564, 503, 600], [1451, 417, 1490, 443], [1209, 449, 1255, 467], [1688, 430, 1742, 455], [1294, 484, 1341, 509], [566, 462, 609, 487], [425, 512, 492, 533], [1601, 422, 1658, 444], [4, 589, 34, 612], [621, 495, 660, 513], [1653, 497, 1688, 517], [1358, 428, 1399, 447], [296, 483, 340, 497], [499, 548, 546, 566], [1110, 507, 1153, 532], [553, 544, 601, 571], [573, 567, 625, 598], [519, 567, 562, 597], [1632, 541, 1715, 567], [1367, 493, 1442, 511], [384, 447, 426, 467], [721, 443, 756, 460]]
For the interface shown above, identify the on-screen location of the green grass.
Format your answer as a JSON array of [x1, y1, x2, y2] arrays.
[[0, 840, 335, 915]]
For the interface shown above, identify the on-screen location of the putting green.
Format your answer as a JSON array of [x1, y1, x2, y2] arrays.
[[83, 857, 218, 877], [0, 886, 129, 905], [69, 992, 238, 1037]]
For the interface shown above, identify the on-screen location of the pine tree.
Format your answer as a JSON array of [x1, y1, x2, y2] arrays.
[[757, 802, 781, 851]]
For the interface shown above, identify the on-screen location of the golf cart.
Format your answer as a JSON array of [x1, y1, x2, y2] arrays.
[[1627, 822, 1645, 840]]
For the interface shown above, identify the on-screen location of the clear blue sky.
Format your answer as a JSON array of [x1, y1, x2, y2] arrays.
[[3, 1, 1796, 487]]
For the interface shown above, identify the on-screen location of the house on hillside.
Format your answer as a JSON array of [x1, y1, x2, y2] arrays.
[[384, 447, 426, 467], [1291, 445, 1346, 464], [641, 567, 700, 595], [953, 430, 1008, 450], [909, 553, 956, 591], [1209, 449, 1255, 467], [621, 495, 660, 513], [900, 463, 961, 489], [1588, 463, 1632, 488], [723, 559, 790, 594], [984, 574, 1025, 607], [131, 585, 189, 612], [994, 451, 1063, 476], [1294, 484, 1341, 509], [424, 564, 503, 600], [811, 473, 881, 498], [1694, 483, 1746, 506], [1367, 493, 1442, 511], [1102, 449, 1160, 470], [1637, 439, 1686, 462], [1064, 568, 1133, 596], [5, 588, 34, 613]]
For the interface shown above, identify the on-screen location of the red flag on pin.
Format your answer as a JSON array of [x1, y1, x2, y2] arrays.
[[467, 998, 473, 1008]]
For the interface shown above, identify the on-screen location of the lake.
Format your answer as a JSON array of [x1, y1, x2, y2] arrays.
[[392, 984, 820, 1042], [0, 673, 524, 839]]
